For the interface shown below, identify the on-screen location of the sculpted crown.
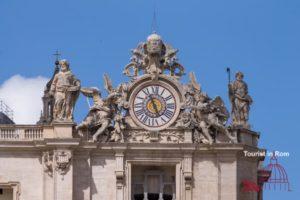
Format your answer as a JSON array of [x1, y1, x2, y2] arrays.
[[123, 33, 185, 78], [147, 33, 162, 41]]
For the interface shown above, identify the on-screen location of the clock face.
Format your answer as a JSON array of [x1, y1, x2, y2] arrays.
[[131, 84, 179, 130]]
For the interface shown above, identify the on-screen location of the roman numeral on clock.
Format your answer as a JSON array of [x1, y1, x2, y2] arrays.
[[164, 109, 174, 119], [161, 116, 167, 123], [151, 86, 159, 94], [166, 103, 175, 109], [142, 115, 149, 124], [164, 95, 172, 102], [135, 109, 144, 116], [142, 88, 150, 95], [134, 102, 143, 108], [154, 119, 159, 126]]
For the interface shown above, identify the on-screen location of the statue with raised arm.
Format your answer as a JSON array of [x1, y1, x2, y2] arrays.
[[184, 73, 236, 143], [228, 71, 253, 128], [76, 87, 112, 142], [50, 59, 80, 122], [191, 93, 237, 144], [76, 74, 128, 142]]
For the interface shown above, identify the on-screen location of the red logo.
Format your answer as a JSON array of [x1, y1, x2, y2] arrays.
[[242, 180, 260, 192]]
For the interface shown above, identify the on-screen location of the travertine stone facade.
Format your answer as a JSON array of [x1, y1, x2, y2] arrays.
[[0, 33, 266, 200], [0, 124, 263, 200]]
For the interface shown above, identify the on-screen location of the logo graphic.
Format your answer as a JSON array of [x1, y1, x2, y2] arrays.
[[264, 151, 291, 191]]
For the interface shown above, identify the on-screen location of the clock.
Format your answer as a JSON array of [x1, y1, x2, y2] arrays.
[[129, 80, 181, 131]]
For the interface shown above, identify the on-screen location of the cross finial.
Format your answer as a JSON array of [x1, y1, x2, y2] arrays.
[[53, 50, 61, 62], [53, 50, 61, 67], [151, 3, 158, 33]]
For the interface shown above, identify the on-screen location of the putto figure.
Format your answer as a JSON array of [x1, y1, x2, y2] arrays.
[[228, 71, 253, 128], [50, 59, 81, 122]]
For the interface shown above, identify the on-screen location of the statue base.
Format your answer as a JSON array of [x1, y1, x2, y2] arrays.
[[51, 121, 75, 138], [233, 127, 259, 146]]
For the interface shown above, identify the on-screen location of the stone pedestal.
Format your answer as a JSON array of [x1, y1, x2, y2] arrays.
[[52, 122, 74, 138], [43, 122, 75, 139], [42, 122, 78, 200]]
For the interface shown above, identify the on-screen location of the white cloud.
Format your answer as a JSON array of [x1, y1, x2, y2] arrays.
[[0, 75, 49, 124]]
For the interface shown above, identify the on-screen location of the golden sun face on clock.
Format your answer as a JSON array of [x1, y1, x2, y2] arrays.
[[131, 84, 178, 130]]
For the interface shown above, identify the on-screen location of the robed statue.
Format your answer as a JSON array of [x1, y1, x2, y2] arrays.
[[228, 71, 253, 128], [50, 59, 80, 122]]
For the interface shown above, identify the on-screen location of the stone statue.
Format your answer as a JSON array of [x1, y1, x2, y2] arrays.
[[190, 92, 214, 144], [191, 93, 236, 144], [183, 73, 237, 144], [175, 111, 192, 128], [103, 74, 128, 142], [110, 113, 126, 142], [123, 33, 185, 78], [76, 74, 128, 142], [228, 71, 253, 128], [42, 151, 53, 176], [144, 33, 164, 76], [49, 59, 80, 122], [76, 87, 112, 142]]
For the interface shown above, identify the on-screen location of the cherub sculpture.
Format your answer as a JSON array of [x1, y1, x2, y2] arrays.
[[103, 74, 128, 142]]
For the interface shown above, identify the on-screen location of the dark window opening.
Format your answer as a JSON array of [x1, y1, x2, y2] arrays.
[[0, 188, 3, 195], [133, 193, 173, 200]]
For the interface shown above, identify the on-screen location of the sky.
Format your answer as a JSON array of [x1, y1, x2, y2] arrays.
[[0, 0, 299, 198]]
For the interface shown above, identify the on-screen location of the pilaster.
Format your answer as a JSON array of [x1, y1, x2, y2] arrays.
[[42, 122, 78, 200], [218, 152, 238, 200], [183, 153, 193, 200], [54, 149, 73, 200], [115, 148, 126, 200]]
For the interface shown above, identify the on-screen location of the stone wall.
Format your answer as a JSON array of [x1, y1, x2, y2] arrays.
[[237, 158, 258, 200], [73, 153, 91, 200], [91, 154, 116, 200], [0, 151, 43, 200], [0, 143, 262, 200], [193, 154, 218, 200]]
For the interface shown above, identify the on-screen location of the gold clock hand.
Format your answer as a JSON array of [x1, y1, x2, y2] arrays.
[[150, 96, 160, 117]]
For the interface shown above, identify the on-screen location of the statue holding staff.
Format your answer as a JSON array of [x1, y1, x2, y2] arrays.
[[228, 70, 253, 128]]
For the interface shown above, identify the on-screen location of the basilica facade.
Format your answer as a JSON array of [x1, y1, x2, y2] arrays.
[[0, 33, 268, 200]]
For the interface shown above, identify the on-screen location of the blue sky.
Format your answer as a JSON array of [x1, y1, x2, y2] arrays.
[[0, 0, 299, 198]]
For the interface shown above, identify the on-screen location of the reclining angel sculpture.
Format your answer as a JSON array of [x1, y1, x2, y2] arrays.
[[182, 72, 237, 144], [76, 74, 128, 142]]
